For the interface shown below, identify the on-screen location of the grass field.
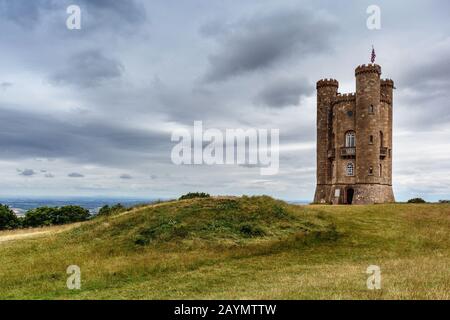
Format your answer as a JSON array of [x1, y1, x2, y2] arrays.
[[0, 196, 448, 299]]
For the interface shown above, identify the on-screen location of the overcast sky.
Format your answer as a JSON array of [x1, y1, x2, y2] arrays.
[[0, 0, 449, 201]]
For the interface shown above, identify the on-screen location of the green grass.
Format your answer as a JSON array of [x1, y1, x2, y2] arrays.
[[0, 196, 448, 299]]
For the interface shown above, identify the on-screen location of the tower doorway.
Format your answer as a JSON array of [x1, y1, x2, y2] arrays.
[[346, 188, 354, 205]]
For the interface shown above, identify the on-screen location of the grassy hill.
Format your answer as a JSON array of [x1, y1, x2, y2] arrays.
[[0, 196, 448, 299]]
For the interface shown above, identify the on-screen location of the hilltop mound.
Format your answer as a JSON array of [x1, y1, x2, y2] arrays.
[[1, 201, 449, 299], [65, 196, 337, 250]]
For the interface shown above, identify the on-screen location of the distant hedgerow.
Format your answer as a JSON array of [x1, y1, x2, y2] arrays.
[[179, 192, 210, 200], [407, 198, 426, 203]]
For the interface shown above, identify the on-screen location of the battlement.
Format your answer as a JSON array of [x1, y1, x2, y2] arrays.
[[355, 63, 381, 76], [381, 78, 395, 88], [332, 93, 356, 105], [316, 78, 339, 89]]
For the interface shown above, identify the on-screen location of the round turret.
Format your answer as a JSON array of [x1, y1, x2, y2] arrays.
[[355, 64, 381, 185]]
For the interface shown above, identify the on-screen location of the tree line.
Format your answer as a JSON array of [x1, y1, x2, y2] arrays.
[[0, 203, 128, 230]]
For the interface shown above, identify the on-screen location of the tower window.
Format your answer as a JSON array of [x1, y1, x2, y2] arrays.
[[369, 135, 374, 144], [346, 163, 354, 176], [379, 164, 382, 177], [369, 105, 375, 114], [345, 131, 356, 147], [380, 131, 384, 147], [369, 166, 374, 176]]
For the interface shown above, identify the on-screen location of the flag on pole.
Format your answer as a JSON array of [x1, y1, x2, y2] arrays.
[[371, 46, 376, 63]]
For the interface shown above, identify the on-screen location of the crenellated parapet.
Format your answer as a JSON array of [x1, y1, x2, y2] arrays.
[[332, 93, 356, 105], [355, 63, 381, 76], [316, 78, 339, 89], [381, 78, 395, 88]]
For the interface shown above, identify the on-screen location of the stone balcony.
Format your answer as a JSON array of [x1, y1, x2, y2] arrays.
[[340, 147, 356, 158], [380, 147, 388, 158]]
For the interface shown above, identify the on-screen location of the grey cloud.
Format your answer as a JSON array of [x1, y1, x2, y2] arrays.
[[255, 78, 314, 108], [0, 0, 54, 27], [1, 82, 13, 90], [68, 172, 84, 178], [82, 0, 146, 25], [0, 0, 146, 30], [18, 169, 36, 176], [50, 50, 123, 88], [0, 108, 171, 167], [396, 46, 450, 129], [153, 79, 231, 123], [120, 174, 133, 179], [45, 173, 55, 178], [400, 52, 450, 94], [199, 20, 228, 38], [202, 9, 336, 82]]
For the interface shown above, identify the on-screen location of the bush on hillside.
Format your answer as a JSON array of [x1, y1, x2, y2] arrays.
[[239, 223, 265, 237], [407, 198, 426, 203], [52, 205, 90, 225], [0, 204, 20, 230], [22, 207, 58, 227], [179, 192, 210, 200], [23, 205, 90, 228], [438, 200, 450, 204], [97, 203, 126, 216]]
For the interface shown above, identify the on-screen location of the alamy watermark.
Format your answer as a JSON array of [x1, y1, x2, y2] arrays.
[[171, 121, 279, 175], [66, 265, 81, 290], [367, 5, 381, 30], [366, 265, 381, 290], [66, 5, 81, 30]]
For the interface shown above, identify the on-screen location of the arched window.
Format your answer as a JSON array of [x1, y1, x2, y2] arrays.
[[379, 131, 384, 147], [369, 166, 374, 176], [346, 163, 354, 176], [379, 164, 382, 177], [345, 131, 356, 147], [369, 135, 374, 144], [369, 104, 375, 114]]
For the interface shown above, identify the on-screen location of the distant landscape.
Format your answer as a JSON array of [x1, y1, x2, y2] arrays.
[[0, 197, 160, 216]]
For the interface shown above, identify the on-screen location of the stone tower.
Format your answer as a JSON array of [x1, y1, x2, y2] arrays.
[[313, 64, 395, 204]]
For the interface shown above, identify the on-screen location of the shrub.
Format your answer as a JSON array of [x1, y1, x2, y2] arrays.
[[97, 203, 126, 216], [438, 200, 450, 204], [239, 223, 265, 237], [407, 198, 426, 203], [22, 207, 58, 227], [52, 205, 90, 225], [0, 204, 20, 230], [179, 192, 210, 200], [98, 205, 111, 216]]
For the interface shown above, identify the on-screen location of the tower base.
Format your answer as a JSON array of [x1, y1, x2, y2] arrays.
[[314, 184, 395, 205]]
